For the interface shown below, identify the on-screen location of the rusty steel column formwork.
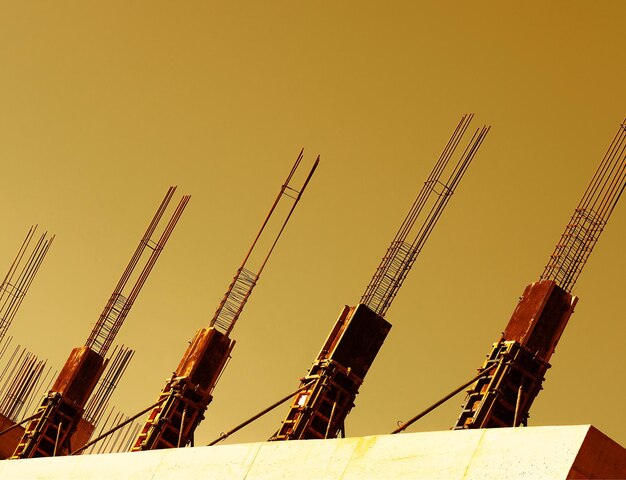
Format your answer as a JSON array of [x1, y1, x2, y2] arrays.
[[270, 115, 490, 442], [271, 304, 390, 440], [454, 119, 625, 430], [131, 327, 234, 450], [130, 151, 318, 452], [10, 187, 189, 459]]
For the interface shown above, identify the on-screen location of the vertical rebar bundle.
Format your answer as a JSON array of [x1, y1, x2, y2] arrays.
[[361, 114, 490, 316], [0, 227, 54, 345], [0, 346, 51, 423], [84, 346, 135, 426], [541, 119, 626, 291], [86, 187, 190, 357], [210, 150, 319, 336], [0, 349, 46, 422]]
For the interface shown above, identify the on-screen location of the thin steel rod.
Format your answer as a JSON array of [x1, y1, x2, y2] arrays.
[[24, 365, 54, 418], [99, 195, 190, 357], [121, 423, 141, 453], [0, 344, 20, 386], [207, 382, 314, 446], [0, 228, 54, 343], [85, 346, 134, 424], [85, 187, 177, 352], [100, 411, 123, 454], [70, 397, 167, 455], [236, 149, 305, 271], [53, 420, 62, 457], [178, 407, 187, 448], [391, 364, 496, 434], [361, 116, 483, 312], [0, 410, 39, 437], [0, 335, 12, 361], [116, 418, 137, 453], [514, 385, 523, 427], [0, 226, 35, 288], [0, 347, 27, 402], [325, 401, 337, 440], [256, 155, 319, 277], [92, 405, 116, 455], [110, 188, 176, 296], [109, 413, 129, 454], [2, 354, 46, 421]]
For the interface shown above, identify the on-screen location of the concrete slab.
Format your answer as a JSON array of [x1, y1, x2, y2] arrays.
[[463, 425, 588, 480], [568, 426, 626, 479], [0, 425, 623, 479], [341, 429, 486, 480]]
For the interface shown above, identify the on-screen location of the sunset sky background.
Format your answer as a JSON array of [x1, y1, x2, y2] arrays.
[[1, 2, 624, 449]]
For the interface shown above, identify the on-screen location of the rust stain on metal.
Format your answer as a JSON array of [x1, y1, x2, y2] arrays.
[[271, 304, 391, 441]]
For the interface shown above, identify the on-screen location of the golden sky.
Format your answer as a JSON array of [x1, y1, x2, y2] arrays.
[[1, 2, 624, 448]]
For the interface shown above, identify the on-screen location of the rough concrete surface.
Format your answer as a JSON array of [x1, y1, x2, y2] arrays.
[[0, 425, 624, 479]]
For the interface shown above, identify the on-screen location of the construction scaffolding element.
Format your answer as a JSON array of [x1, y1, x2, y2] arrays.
[[541, 119, 626, 291], [208, 381, 316, 446], [454, 280, 576, 429], [270, 304, 390, 441], [455, 340, 551, 429], [11, 187, 189, 459], [272, 116, 489, 442], [361, 114, 490, 316], [0, 226, 54, 346], [131, 152, 319, 452], [10, 348, 104, 459], [455, 119, 625, 431], [0, 346, 56, 459], [131, 328, 234, 451]]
